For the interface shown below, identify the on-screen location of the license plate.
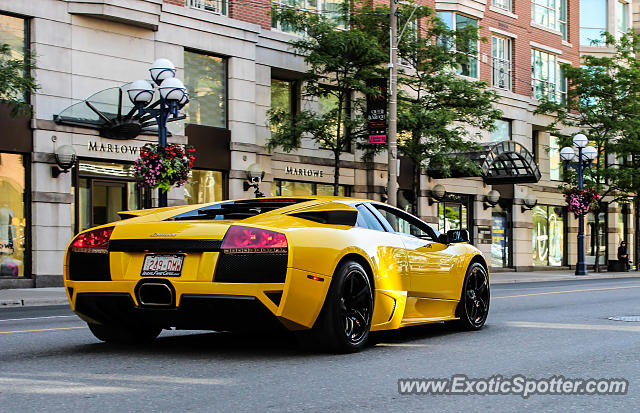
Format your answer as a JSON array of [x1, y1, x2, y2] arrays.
[[141, 254, 185, 277]]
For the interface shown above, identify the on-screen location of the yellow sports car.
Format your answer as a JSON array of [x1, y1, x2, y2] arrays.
[[64, 196, 489, 352]]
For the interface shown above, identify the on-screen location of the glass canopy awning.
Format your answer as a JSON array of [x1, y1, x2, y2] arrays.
[[427, 140, 541, 184], [54, 82, 184, 140]]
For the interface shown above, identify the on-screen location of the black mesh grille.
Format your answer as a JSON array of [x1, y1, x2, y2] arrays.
[[215, 253, 288, 283], [69, 252, 110, 281]]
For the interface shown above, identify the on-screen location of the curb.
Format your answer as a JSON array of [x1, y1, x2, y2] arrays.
[[0, 298, 69, 308], [491, 273, 640, 284]]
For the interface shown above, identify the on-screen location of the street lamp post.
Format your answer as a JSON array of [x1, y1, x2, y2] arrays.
[[560, 133, 598, 276], [127, 58, 189, 208]]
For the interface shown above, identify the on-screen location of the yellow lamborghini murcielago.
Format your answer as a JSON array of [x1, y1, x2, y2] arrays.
[[64, 196, 489, 352]]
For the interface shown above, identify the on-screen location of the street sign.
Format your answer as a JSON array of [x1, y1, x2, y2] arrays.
[[366, 78, 387, 144]]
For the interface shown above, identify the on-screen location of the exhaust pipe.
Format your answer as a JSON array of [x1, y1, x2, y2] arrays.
[[137, 281, 174, 307]]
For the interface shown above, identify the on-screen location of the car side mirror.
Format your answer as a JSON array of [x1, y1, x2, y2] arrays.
[[445, 229, 470, 244]]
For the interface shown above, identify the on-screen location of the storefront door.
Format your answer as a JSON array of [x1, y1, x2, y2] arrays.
[[91, 181, 126, 228], [75, 160, 144, 233]]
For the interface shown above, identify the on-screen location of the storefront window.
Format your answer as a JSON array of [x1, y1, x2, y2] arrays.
[[271, 179, 348, 197], [184, 170, 224, 204], [0, 153, 27, 277], [586, 211, 606, 265], [184, 50, 227, 128], [532, 205, 564, 266], [437, 195, 470, 233], [616, 206, 631, 266]]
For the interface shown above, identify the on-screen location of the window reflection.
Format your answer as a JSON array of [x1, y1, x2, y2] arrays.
[[0, 153, 26, 277], [184, 51, 226, 128], [532, 205, 564, 266], [184, 170, 224, 204]]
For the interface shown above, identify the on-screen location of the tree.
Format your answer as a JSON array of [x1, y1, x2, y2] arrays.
[[0, 43, 37, 116], [354, 4, 501, 212], [267, 4, 387, 195], [535, 32, 640, 271]]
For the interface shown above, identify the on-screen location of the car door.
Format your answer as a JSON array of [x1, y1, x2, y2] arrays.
[[352, 203, 409, 292], [367, 203, 457, 300]]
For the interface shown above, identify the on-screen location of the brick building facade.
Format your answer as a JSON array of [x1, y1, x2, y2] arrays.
[[0, 0, 635, 287]]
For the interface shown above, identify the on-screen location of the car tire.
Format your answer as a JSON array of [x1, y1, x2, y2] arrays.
[[87, 323, 162, 344], [297, 260, 373, 353], [451, 262, 490, 331]]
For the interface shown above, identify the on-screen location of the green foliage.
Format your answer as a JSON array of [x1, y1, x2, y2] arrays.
[[535, 31, 640, 203], [0, 43, 38, 116], [268, 1, 500, 201], [268, 2, 387, 195], [357, 3, 501, 210]]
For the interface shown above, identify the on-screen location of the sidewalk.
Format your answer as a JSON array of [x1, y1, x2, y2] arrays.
[[1, 270, 639, 308]]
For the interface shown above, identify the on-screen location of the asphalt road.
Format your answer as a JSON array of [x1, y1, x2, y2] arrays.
[[1, 278, 640, 412]]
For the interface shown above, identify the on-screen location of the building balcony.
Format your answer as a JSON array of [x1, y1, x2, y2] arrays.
[[65, 0, 163, 31]]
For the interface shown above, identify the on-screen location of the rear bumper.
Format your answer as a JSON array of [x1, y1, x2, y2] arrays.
[[65, 268, 332, 331], [74, 293, 283, 331]]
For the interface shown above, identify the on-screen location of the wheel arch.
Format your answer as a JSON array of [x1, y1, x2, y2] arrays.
[[334, 253, 376, 291], [469, 254, 488, 272]]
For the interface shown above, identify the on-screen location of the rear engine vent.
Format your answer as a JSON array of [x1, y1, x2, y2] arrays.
[[69, 252, 110, 281], [215, 253, 287, 283]]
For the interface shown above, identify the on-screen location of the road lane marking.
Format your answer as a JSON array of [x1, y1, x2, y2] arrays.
[[506, 321, 640, 332], [0, 326, 86, 334], [375, 343, 429, 347], [494, 285, 640, 299], [0, 315, 76, 322]]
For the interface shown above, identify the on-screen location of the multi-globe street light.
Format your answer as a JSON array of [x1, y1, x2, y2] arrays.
[[127, 58, 189, 207], [560, 133, 598, 276]]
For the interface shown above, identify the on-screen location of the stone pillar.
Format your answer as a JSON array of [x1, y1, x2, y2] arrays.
[[474, 194, 492, 267], [32, 131, 74, 287]]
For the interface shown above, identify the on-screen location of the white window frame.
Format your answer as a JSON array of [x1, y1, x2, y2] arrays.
[[617, 1, 629, 38], [579, 0, 607, 45], [272, 0, 348, 33], [531, 0, 568, 40], [531, 49, 566, 104], [492, 0, 512, 12], [186, 0, 227, 16], [437, 11, 480, 79], [492, 36, 512, 91]]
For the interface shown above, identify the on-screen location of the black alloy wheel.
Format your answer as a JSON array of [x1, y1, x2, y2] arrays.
[[296, 260, 373, 353], [453, 262, 490, 330], [339, 267, 373, 345]]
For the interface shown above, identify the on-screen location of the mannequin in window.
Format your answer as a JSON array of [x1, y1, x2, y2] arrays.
[[0, 203, 14, 253]]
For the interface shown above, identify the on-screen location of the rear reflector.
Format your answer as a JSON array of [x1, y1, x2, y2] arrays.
[[221, 226, 287, 254], [70, 226, 114, 254]]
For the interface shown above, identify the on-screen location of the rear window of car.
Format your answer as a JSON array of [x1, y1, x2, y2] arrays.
[[167, 199, 310, 221]]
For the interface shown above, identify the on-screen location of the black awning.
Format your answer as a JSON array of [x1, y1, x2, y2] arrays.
[[427, 140, 541, 184]]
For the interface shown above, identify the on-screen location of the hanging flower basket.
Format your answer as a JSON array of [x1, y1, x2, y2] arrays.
[[563, 187, 601, 217], [133, 143, 195, 193]]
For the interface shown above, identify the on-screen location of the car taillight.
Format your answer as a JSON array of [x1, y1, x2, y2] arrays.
[[70, 227, 114, 254], [221, 226, 288, 254]]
